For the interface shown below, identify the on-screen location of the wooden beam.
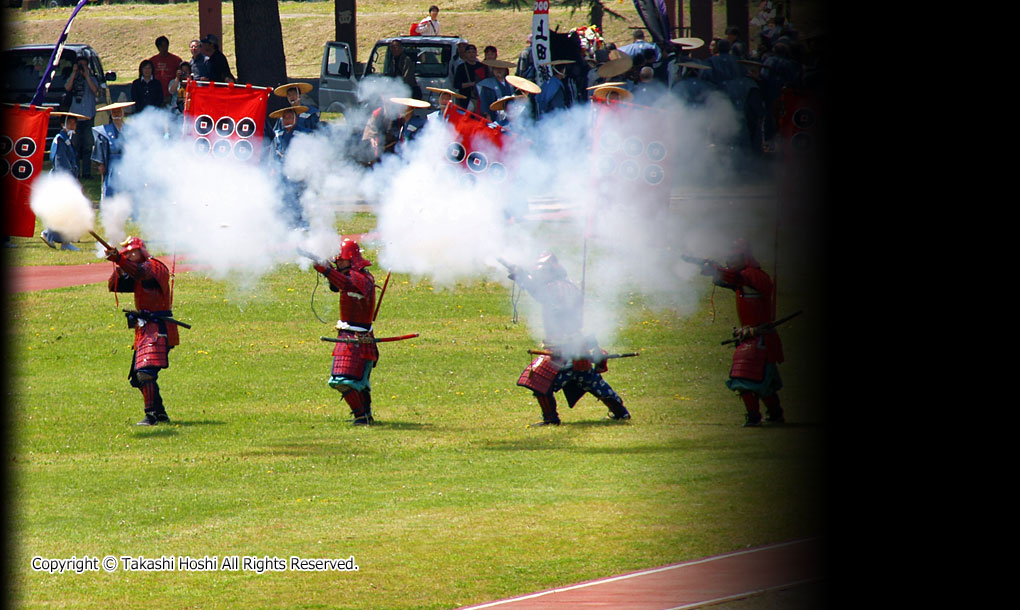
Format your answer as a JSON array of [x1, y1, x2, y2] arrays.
[[198, 0, 222, 45]]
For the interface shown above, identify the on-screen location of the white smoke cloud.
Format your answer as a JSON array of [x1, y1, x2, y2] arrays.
[[29, 171, 94, 240], [95, 82, 761, 346]]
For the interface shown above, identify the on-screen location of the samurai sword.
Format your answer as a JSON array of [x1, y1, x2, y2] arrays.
[[721, 310, 802, 345], [320, 333, 419, 344]]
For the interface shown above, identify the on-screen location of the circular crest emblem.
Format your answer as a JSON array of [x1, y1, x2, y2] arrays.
[[15, 137, 37, 158], [445, 142, 467, 164], [215, 116, 236, 138], [194, 114, 215, 137]]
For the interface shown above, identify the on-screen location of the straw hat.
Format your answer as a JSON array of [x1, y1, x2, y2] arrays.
[[505, 75, 540, 95], [548, 59, 574, 66], [591, 86, 633, 102], [481, 58, 515, 70], [670, 37, 705, 51], [388, 97, 432, 109], [586, 81, 626, 91], [489, 94, 527, 112], [269, 105, 308, 119], [596, 52, 633, 78], [426, 86, 466, 100], [95, 101, 136, 112], [273, 82, 314, 97], [51, 111, 88, 119]]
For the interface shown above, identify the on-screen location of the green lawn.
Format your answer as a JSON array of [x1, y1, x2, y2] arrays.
[[5, 4, 828, 608], [6, 202, 827, 608]]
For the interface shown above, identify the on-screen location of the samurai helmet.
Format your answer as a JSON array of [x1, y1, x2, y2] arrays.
[[118, 236, 150, 259], [533, 251, 567, 282], [336, 237, 371, 270], [727, 238, 760, 269]]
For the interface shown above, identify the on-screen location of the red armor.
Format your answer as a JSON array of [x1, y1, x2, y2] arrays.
[[331, 331, 380, 377], [109, 253, 180, 368], [319, 246, 378, 380], [517, 355, 565, 394], [714, 257, 784, 366]]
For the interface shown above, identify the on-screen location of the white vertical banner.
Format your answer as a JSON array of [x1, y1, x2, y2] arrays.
[[531, 1, 551, 85]]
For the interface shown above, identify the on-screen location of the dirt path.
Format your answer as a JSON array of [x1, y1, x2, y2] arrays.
[[454, 538, 824, 610]]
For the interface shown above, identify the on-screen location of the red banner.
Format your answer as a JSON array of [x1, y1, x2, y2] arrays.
[[591, 101, 671, 205], [183, 81, 271, 163], [442, 103, 516, 182], [2, 105, 51, 237]]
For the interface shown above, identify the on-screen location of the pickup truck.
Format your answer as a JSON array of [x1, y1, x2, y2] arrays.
[[319, 35, 467, 115]]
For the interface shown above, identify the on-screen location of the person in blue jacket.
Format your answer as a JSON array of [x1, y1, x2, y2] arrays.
[[272, 82, 320, 132]]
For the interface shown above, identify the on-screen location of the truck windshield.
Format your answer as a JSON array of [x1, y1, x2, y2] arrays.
[[2, 49, 78, 96]]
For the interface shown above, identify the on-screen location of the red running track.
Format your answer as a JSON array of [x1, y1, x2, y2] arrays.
[[455, 538, 824, 610], [6, 262, 201, 293]]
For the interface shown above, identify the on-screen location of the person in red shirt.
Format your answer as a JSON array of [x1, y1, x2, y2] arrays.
[[148, 35, 183, 105]]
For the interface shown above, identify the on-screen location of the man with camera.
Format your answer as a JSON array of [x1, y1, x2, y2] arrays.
[[63, 53, 99, 180]]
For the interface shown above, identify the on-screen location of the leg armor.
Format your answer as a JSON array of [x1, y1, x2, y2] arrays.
[[534, 392, 560, 426], [762, 394, 784, 423], [740, 391, 762, 427]]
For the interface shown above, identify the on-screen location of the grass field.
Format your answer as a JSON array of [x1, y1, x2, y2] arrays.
[[5, 198, 828, 609], [4, 3, 829, 608]]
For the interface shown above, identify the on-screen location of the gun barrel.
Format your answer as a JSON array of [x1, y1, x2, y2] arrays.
[[90, 230, 112, 251]]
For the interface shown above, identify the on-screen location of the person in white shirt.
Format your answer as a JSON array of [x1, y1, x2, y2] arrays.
[[418, 5, 441, 35]]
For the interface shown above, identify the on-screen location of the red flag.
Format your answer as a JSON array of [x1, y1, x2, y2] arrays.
[[183, 81, 271, 164], [2, 105, 51, 237], [442, 104, 517, 182]]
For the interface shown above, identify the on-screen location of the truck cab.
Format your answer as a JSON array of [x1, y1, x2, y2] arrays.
[[318, 36, 467, 115]]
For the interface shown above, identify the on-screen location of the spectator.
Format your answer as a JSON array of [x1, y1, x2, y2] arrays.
[[453, 44, 485, 111], [148, 35, 183, 105], [131, 59, 165, 111], [168, 61, 191, 113], [189, 39, 210, 80], [449, 40, 469, 80], [516, 34, 534, 79], [619, 29, 661, 63], [725, 26, 749, 60], [386, 40, 418, 99], [417, 5, 441, 36], [202, 34, 235, 83], [62, 52, 99, 180], [482, 45, 498, 78]]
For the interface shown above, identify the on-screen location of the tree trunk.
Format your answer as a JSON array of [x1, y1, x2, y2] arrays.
[[335, 0, 358, 64], [233, 0, 288, 88], [589, 1, 604, 33], [726, 0, 750, 49]]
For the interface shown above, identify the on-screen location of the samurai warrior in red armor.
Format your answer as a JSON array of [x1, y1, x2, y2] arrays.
[[509, 252, 630, 426], [106, 236, 181, 426], [313, 238, 379, 425], [701, 239, 785, 426]]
